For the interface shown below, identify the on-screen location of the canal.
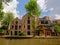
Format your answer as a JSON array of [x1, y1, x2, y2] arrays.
[[0, 38, 60, 45]]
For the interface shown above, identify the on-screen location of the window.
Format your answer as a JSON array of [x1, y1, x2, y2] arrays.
[[11, 25, 14, 29], [19, 26, 21, 29], [16, 21, 18, 24], [41, 20, 44, 24], [45, 21, 48, 24], [15, 25, 18, 30], [27, 25, 30, 30], [27, 31, 30, 35], [11, 31, 12, 35], [15, 31, 17, 35], [27, 20, 30, 24]]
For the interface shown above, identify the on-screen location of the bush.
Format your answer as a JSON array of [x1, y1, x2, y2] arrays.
[[19, 31, 26, 36]]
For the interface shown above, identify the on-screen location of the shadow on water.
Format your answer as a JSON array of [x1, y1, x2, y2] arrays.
[[5, 37, 33, 40]]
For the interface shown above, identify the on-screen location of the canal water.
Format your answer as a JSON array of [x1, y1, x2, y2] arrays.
[[0, 38, 60, 45]]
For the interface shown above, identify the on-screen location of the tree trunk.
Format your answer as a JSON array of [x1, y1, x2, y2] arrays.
[[33, 17, 37, 37], [8, 22, 11, 30], [33, 29, 36, 37]]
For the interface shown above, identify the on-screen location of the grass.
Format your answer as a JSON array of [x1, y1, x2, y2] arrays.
[[0, 38, 60, 45]]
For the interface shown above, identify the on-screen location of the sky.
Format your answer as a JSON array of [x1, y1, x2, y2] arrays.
[[3, 0, 60, 20]]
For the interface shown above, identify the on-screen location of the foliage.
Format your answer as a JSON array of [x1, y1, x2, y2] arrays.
[[0, 0, 10, 21], [0, 0, 3, 10], [2, 12, 14, 30], [19, 31, 25, 36], [32, 20, 38, 29], [0, 29, 6, 35], [54, 24, 60, 32], [0, 0, 4, 21], [0, 11, 4, 21], [25, 0, 41, 36], [4, 12, 14, 23], [6, 0, 10, 2], [25, 0, 41, 18]]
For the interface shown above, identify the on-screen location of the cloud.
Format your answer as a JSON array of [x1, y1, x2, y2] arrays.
[[37, 0, 47, 12], [37, 0, 60, 20], [47, 0, 60, 19], [52, 14, 60, 20], [3, 0, 19, 18], [49, 8, 54, 11]]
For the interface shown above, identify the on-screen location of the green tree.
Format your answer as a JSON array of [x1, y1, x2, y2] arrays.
[[25, 0, 41, 36], [25, 0, 41, 17], [0, 0, 4, 27], [54, 24, 60, 35], [0, 0, 10, 35], [32, 20, 38, 36], [0, 0, 10, 27], [2, 0, 10, 5], [3, 12, 14, 30]]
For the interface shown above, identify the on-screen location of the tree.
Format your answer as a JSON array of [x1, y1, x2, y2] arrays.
[[54, 24, 60, 36], [2, 0, 10, 5], [0, 0, 10, 27], [25, 0, 41, 36], [25, 0, 41, 17], [3, 12, 14, 30], [0, 0, 4, 27], [32, 20, 38, 36]]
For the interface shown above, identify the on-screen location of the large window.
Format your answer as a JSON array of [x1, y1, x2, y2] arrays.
[[45, 21, 48, 24], [27, 20, 30, 24], [16, 21, 18, 24], [11, 25, 14, 29], [27, 25, 30, 30], [15, 31, 17, 35], [41, 20, 44, 24], [19, 26, 21, 29], [11, 31, 12, 35], [27, 31, 30, 35], [15, 25, 18, 30], [27, 16, 30, 24]]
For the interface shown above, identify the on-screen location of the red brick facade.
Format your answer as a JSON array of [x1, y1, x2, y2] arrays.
[[8, 14, 54, 36], [9, 14, 35, 36]]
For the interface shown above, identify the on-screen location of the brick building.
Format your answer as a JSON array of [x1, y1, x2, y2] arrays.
[[8, 17, 22, 36], [8, 14, 35, 36], [8, 14, 55, 36], [37, 16, 53, 36]]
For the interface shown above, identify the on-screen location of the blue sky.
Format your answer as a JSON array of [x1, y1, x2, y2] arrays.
[[17, 0, 52, 18], [3, 0, 60, 19], [17, 0, 29, 17]]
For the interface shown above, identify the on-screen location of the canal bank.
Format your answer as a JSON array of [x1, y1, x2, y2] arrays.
[[0, 38, 60, 45]]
